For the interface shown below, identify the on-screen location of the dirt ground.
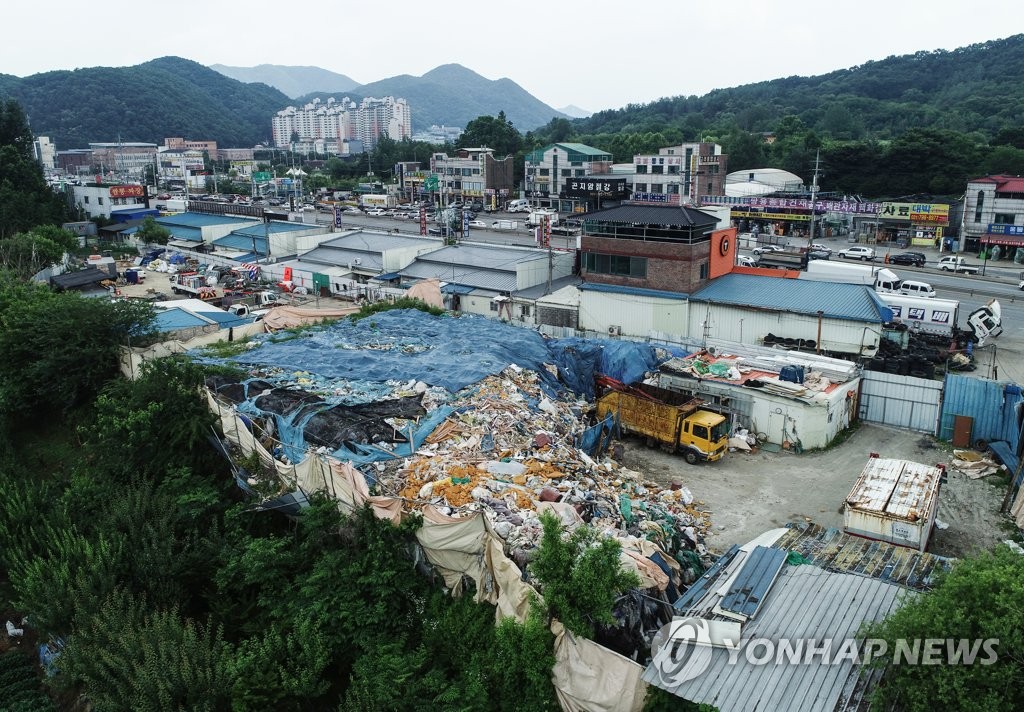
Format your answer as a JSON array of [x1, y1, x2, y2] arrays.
[[621, 423, 1015, 559]]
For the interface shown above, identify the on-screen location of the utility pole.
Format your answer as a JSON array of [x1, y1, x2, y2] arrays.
[[546, 214, 553, 295], [808, 150, 821, 244]]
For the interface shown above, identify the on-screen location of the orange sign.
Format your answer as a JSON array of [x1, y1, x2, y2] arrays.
[[109, 185, 144, 198]]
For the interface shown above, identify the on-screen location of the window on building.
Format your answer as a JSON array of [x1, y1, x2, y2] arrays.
[[527, 168, 535, 176], [561, 169, 571, 177], [539, 168, 549, 176], [634, 183, 647, 192], [652, 165, 664, 174], [575, 169, 585, 176], [520, 305, 531, 318], [98, 197, 104, 205], [706, 181, 714, 193], [636, 165, 647, 174], [699, 262, 709, 279], [668, 165, 679, 175], [490, 301, 499, 312], [667, 184, 679, 195], [84, 196, 89, 204], [994, 213, 1014, 224], [974, 190, 984, 223], [583, 252, 648, 278], [650, 184, 663, 193]]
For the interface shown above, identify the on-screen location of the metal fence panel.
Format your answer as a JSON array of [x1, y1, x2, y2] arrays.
[[859, 371, 943, 433]]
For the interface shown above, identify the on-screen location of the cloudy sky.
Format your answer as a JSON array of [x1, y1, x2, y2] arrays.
[[6, 0, 1024, 112]]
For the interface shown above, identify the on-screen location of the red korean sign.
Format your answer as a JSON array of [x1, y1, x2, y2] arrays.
[[109, 185, 144, 198]]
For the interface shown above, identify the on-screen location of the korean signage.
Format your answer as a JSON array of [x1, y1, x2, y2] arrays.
[[334, 206, 343, 228], [631, 192, 671, 203], [878, 202, 949, 225], [702, 195, 880, 214], [732, 209, 811, 222], [109, 184, 144, 198], [887, 304, 951, 324], [252, 171, 272, 183], [987, 224, 1024, 236], [563, 178, 628, 198]]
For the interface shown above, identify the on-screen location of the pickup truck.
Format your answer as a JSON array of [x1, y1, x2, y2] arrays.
[[937, 256, 979, 274]]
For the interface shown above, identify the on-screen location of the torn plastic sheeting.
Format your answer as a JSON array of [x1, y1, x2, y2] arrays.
[[199, 310, 565, 395], [577, 414, 615, 456], [546, 338, 664, 398], [327, 405, 457, 466]]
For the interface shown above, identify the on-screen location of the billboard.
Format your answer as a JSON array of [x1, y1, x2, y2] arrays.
[[563, 178, 629, 198], [109, 184, 144, 198], [879, 202, 949, 225]]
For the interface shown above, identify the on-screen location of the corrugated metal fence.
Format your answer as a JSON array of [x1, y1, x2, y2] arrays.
[[939, 373, 1024, 450], [859, 371, 943, 433]]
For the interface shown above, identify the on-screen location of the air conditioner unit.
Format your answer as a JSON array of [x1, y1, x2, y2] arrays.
[[608, 325, 621, 336], [353, 258, 361, 265], [707, 345, 718, 356]]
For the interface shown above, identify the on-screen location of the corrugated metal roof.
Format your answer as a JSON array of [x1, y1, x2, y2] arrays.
[[50, 267, 109, 289], [299, 247, 384, 272], [580, 282, 689, 300], [283, 260, 350, 278], [399, 244, 547, 292], [156, 212, 257, 228], [153, 307, 215, 330], [845, 458, 940, 522], [647, 565, 909, 712], [691, 274, 891, 323], [213, 234, 268, 254], [231, 221, 316, 236], [581, 204, 718, 228], [772, 523, 951, 590], [166, 226, 203, 242], [401, 260, 518, 292], [514, 276, 581, 300]]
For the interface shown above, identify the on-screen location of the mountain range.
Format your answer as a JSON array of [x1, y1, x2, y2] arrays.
[[210, 63, 360, 98]]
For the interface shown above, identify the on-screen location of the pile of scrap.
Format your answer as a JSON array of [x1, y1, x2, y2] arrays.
[[950, 449, 1002, 479]]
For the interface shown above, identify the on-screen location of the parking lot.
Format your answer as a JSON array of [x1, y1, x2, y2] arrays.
[[621, 423, 1013, 559]]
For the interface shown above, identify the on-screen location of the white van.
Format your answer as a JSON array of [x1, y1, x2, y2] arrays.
[[899, 280, 936, 298], [507, 199, 530, 213]]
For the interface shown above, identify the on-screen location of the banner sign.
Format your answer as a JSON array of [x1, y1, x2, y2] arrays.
[[879, 202, 949, 224], [109, 184, 144, 198], [564, 177, 629, 198], [419, 207, 427, 236], [631, 192, 670, 203], [732, 209, 811, 221], [334, 206, 343, 228], [986, 224, 1024, 236], [702, 195, 880, 214]]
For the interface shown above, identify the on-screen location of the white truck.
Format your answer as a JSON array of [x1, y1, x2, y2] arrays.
[[526, 209, 560, 228], [936, 255, 979, 274], [800, 260, 902, 293], [507, 199, 530, 212], [880, 293, 1003, 346]]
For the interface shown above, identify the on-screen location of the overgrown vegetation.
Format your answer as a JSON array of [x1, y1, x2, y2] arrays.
[[349, 297, 446, 322]]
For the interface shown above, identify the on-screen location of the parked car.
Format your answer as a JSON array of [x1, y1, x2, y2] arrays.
[[752, 244, 785, 255], [736, 255, 758, 267], [810, 243, 832, 256], [343, 207, 362, 214], [888, 251, 926, 267], [467, 220, 487, 228], [899, 280, 937, 298], [365, 208, 387, 216], [837, 245, 876, 261], [807, 249, 831, 261]]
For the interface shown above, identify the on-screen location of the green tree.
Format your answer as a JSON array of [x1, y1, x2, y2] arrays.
[[0, 225, 78, 280], [0, 99, 70, 237], [0, 278, 155, 430], [58, 589, 232, 712], [459, 112, 523, 157], [863, 546, 1024, 711], [529, 512, 641, 637], [134, 215, 172, 245]]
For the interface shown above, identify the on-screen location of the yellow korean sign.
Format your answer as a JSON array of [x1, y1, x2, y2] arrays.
[[879, 202, 949, 225]]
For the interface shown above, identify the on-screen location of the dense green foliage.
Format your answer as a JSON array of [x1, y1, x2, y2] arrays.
[[350, 297, 446, 321], [0, 651, 56, 712], [530, 511, 642, 637], [863, 546, 1024, 711], [1, 57, 289, 148], [134, 216, 171, 245], [0, 99, 70, 236]]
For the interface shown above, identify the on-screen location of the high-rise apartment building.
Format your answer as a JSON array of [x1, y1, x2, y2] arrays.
[[271, 96, 411, 152]]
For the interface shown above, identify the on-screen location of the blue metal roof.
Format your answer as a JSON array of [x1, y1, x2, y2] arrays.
[[441, 283, 476, 295], [232, 221, 312, 236], [153, 307, 213, 331], [376, 271, 402, 280], [166, 226, 203, 242], [579, 282, 689, 300], [213, 234, 268, 255], [155, 212, 259, 228], [691, 273, 893, 323]]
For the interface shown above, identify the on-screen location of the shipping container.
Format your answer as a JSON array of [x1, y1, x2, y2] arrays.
[[843, 457, 942, 553]]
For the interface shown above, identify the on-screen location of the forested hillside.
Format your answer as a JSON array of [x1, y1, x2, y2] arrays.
[[575, 36, 1024, 142], [0, 57, 289, 148]]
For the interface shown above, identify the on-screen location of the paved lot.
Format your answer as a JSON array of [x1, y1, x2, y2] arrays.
[[622, 423, 1013, 559]]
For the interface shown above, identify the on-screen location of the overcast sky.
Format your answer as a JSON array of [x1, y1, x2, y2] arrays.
[[6, 1, 1024, 113]]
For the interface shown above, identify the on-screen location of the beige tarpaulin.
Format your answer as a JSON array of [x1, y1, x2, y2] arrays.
[[261, 305, 358, 331], [551, 621, 648, 712], [1011, 485, 1024, 529], [405, 278, 444, 309]]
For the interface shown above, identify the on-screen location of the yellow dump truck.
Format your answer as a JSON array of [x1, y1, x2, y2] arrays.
[[596, 382, 729, 464]]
